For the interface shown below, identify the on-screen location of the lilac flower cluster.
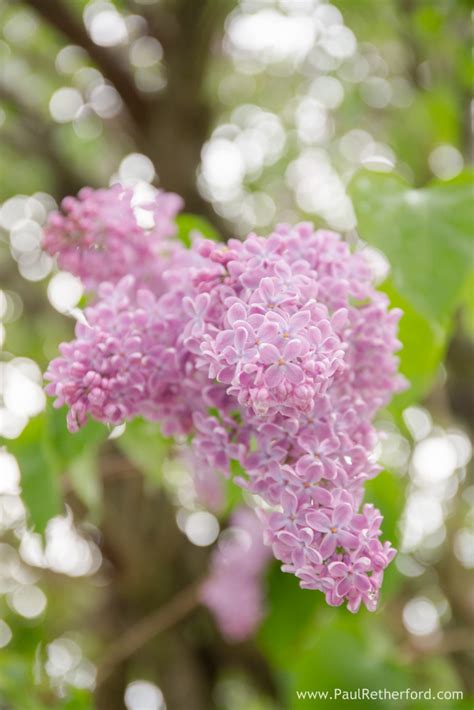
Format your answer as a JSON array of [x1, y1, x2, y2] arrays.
[[200, 507, 271, 640], [44, 185, 406, 616], [43, 183, 183, 294]]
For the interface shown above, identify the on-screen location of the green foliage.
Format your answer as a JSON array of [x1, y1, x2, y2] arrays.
[[0, 649, 93, 710], [224, 460, 246, 515], [4, 414, 62, 535], [350, 170, 474, 323], [350, 169, 474, 410], [259, 566, 412, 710], [461, 270, 474, 338], [287, 616, 409, 710], [259, 564, 319, 669], [1, 406, 107, 534], [176, 213, 221, 247], [45, 405, 107, 470], [382, 279, 449, 413]]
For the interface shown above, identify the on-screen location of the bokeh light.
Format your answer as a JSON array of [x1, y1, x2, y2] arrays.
[[403, 597, 440, 637], [185, 511, 220, 547], [125, 680, 166, 710]]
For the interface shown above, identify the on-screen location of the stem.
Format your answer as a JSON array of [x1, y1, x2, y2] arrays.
[[96, 580, 202, 686]]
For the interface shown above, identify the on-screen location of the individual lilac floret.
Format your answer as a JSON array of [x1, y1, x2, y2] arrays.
[[200, 507, 271, 641], [43, 183, 183, 294]]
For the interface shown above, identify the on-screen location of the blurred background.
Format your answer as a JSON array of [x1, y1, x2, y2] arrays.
[[0, 0, 473, 709]]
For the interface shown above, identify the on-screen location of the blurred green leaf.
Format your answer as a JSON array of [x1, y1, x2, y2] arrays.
[[286, 613, 410, 710], [382, 279, 449, 413], [67, 448, 101, 516], [0, 648, 93, 709], [5, 415, 62, 535], [259, 564, 320, 668], [350, 170, 474, 322], [460, 270, 474, 338], [364, 469, 405, 597], [364, 469, 404, 547], [45, 404, 107, 470], [260, 566, 410, 710], [176, 213, 221, 247], [23, 405, 107, 524]]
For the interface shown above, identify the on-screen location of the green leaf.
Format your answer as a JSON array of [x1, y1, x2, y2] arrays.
[[350, 170, 474, 323], [0, 649, 93, 709], [44, 404, 107, 470], [461, 270, 474, 339], [175, 213, 221, 247], [287, 614, 410, 710], [382, 279, 448, 413], [4, 415, 62, 535], [259, 567, 410, 710], [221, 460, 245, 515], [67, 448, 101, 516], [41, 404, 106, 520], [258, 564, 320, 668]]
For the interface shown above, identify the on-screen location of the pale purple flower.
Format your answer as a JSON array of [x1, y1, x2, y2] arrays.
[[295, 430, 340, 482], [266, 309, 311, 342], [267, 489, 309, 534], [260, 340, 306, 388], [183, 293, 211, 338], [200, 507, 271, 641], [43, 184, 183, 294], [328, 557, 372, 597], [274, 527, 323, 568], [250, 276, 295, 312], [306, 503, 359, 558]]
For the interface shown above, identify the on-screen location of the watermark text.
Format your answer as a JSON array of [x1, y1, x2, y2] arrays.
[[295, 688, 464, 702]]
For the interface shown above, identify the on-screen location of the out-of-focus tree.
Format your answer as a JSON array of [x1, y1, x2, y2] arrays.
[[0, 1, 472, 709]]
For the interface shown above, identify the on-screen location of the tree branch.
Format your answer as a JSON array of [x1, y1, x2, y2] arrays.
[[22, 0, 145, 126], [96, 580, 201, 687], [0, 86, 87, 196], [399, 628, 474, 661], [125, 0, 179, 51]]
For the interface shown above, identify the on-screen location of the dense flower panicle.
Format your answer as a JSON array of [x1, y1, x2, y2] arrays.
[[44, 275, 209, 435], [200, 507, 271, 640], [45, 186, 406, 616], [43, 183, 183, 294]]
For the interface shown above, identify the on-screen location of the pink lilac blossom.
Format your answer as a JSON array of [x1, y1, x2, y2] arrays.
[[43, 183, 183, 294], [45, 187, 406, 617], [200, 507, 271, 640]]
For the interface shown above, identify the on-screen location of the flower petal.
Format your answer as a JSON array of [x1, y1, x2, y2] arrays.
[[258, 321, 279, 341], [234, 326, 248, 352], [354, 573, 371, 593], [264, 363, 284, 388], [306, 511, 331, 533], [227, 301, 247, 325], [259, 343, 280, 365], [277, 531, 300, 547], [320, 533, 337, 558], [334, 502, 352, 527], [286, 362, 305, 385], [336, 577, 352, 597], [284, 338, 302, 361], [289, 310, 311, 331], [281, 488, 299, 514], [338, 530, 359, 549], [328, 561, 348, 577]]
